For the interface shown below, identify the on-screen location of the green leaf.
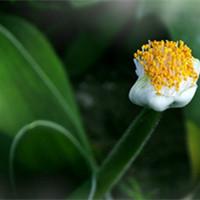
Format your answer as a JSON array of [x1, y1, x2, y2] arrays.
[[9, 120, 94, 193], [0, 14, 95, 171], [70, 109, 161, 199], [186, 121, 200, 180]]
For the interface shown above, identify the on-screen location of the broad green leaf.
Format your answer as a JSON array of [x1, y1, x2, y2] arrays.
[[0, 15, 80, 136], [70, 109, 161, 199], [9, 120, 93, 193], [0, 15, 95, 170]]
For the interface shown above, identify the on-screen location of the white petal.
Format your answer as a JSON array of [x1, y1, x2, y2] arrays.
[[171, 85, 197, 108], [129, 76, 148, 106], [129, 76, 174, 112], [160, 85, 178, 97], [134, 59, 144, 77], [147, 94, 174, 112]]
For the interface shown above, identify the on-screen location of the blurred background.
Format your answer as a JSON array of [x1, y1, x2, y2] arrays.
[[0, 0, 200, 199]]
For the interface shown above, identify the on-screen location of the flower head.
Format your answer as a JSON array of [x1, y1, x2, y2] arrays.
[[129, 40, 200, 112]]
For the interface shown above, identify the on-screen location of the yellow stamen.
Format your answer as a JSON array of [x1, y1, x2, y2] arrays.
[[134, 40, 198, 94]]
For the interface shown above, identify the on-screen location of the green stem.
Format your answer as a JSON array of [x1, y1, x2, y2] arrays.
[[70, 108, 161, 199], [94, 108, 161, 198]]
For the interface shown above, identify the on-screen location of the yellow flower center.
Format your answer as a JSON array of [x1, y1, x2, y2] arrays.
[[134, 40, 198, 94]]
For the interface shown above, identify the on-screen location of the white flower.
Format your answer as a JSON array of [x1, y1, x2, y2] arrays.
[[129, 40, 200, 112]]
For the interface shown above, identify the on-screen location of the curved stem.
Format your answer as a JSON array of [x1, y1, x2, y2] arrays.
[[9, 120, 96, 196]]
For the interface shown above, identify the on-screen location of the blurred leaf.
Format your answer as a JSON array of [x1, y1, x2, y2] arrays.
[[65, 1, 135, 76], [186, 121, 200, 180], [70, 109, 161, 199], [181, 183, 200, 200], [162, 2, 200, 58], [65, 33, 104, 76], [120, 178, 146, 200], [0, 133, 12, 173], [0, 15, 95, 170], [136, 0, 200, 55], [88, 173, 97, 200], [69, 0, 101, 8], [9, 120, 93, 193], [64, 171, 97, 200], [26, 1, 68, 10], [136, 0, 185, 22]]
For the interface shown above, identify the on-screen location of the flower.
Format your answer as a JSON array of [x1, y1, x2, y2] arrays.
[[129, 40, 200, 112]]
